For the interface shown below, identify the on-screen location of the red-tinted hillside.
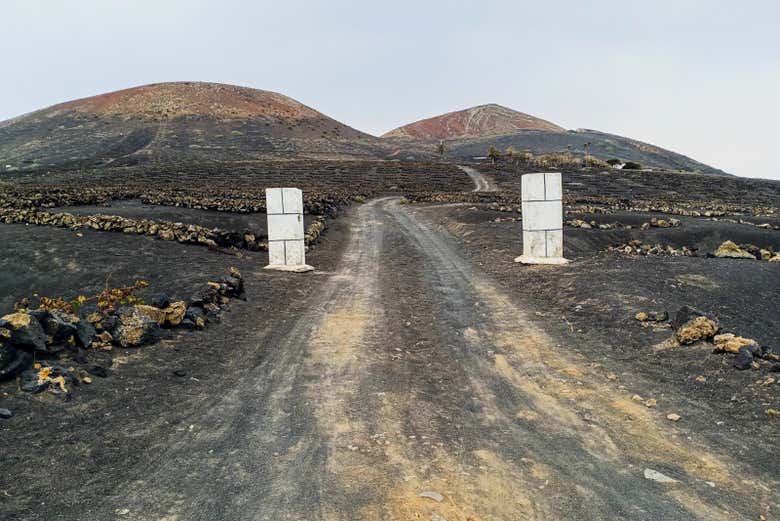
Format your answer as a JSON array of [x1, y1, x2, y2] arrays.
[[383, 103, 564, 139]]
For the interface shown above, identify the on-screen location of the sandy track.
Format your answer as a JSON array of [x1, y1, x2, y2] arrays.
[[458, 165, 497, 192], [86, 197, 771, 521]]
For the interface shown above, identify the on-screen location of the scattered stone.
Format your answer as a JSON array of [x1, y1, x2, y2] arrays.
[[419, 491, 444, 502], [20, 369, 48, 393], [0, 408, 12, 419], [82, 376, 93, 384], [648, 311, 669, 322], [636, 311, 668, 323], [714, 240, 755, 259], [20, 363, 74, 394], [666, 413, 681, 422], [173, 368, 189, 377], [643, 468, 679, 483], [695, 375, 707, 383], [644, 399, 657, 408]]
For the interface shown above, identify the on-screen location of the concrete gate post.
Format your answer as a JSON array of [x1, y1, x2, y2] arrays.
[[264, 187, 314, 272], [514, 172, 569, 265]]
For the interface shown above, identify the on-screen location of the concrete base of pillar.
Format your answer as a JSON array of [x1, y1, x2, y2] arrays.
[[264, 264, 315, 273], [513, 255, 570, 265]]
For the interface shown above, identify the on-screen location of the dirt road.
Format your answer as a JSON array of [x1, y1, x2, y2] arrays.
[[458, 165, 497, 192], [73, 197, 771, 521]]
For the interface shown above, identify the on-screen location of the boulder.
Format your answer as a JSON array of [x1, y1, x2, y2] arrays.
[[151, 294, 171, 309], [676, 316, 719, 345], [163, 301, 187, 326], [203, 303, 222, 323], [184, 306, 206, 329], [734, 348, 754, 370], [30, 309, 76, 344], [0, 312, 47, 352], [215, 275, 244, 298], [29, 309, 93, 347], [671, 306, 715, 330], [74, 318, 96, 347], [714, 241, 755, 259], [0, 344, 33, 381], [111, 307, 162, 348], [134, 304, 167, 326], [134, 302, 186, 327], [713, 333, 760, 354]]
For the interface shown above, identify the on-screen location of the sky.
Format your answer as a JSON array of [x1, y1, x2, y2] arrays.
[[2, 1, 779, 179]]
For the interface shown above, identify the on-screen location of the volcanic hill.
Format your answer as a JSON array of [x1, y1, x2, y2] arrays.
[[383, 104, 726, 175], [382, 103, 564, 139], [0, 82, 383, 171]]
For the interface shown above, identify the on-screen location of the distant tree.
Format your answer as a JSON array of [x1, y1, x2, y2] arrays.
[[505, 146, 517, 158], [623, 161, 642, 170], [606, 158, 622, 166], [487, 146, 502, 164], [437, 140, 446, 156]]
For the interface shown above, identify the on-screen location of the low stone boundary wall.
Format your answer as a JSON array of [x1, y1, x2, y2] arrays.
[[0, 207, 328, 252]]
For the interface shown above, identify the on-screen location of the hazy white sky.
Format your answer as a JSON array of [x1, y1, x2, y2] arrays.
[[2, 1, 779, 179]]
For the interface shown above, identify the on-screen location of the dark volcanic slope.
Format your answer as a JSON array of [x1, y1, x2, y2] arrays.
[[444, 129, 727, 175], [0, 82, 385, 171], [383, 103, 564, 139], [383, 104, 725, 174]]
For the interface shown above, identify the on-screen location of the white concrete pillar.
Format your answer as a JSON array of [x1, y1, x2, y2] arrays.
[[264, 187, 314, 272], [514, 172, 569, 265]]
